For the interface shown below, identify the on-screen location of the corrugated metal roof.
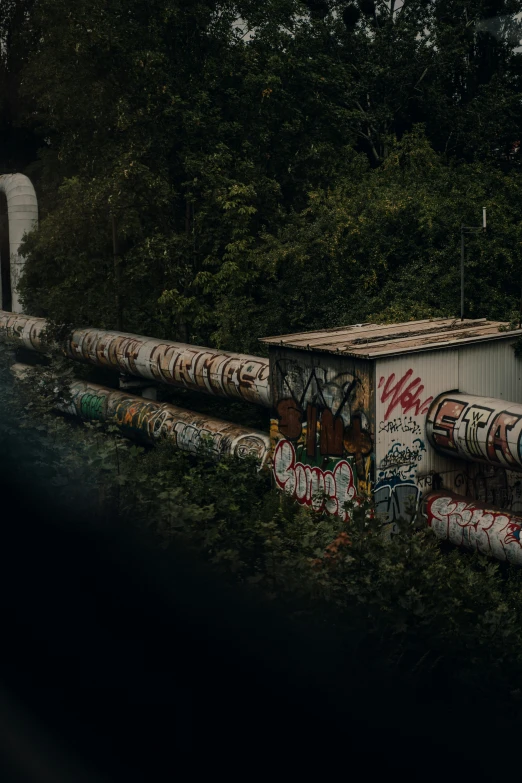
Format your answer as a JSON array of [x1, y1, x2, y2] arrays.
[[259, 318, 522, 359]]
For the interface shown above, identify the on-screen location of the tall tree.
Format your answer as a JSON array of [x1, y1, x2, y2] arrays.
[[14, 0, 522, 353], [426, 0, 522, 160], [259, 127, 522, 330], [18, 0, 360, 347], [293, 0, 522, 164]]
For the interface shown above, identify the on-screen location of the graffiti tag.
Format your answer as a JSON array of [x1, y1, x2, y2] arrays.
[[377, 438, 426, 482], [428, 394, 522, 470], [374, 481, 421, 524], [426, 491, 522, 564], [79, 392, 105, 420], [378, 441, 425, 471], [378, 416, 422, 435], [273, 439, 355, 521], [378, 370, 433, 421]]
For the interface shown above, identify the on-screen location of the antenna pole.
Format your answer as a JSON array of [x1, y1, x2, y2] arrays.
[[460, 210, 487, 322], [460, 225, 465, 321]]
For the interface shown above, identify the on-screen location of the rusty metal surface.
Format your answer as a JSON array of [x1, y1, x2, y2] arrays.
[[426, 392, 522, 473], [425, 490, 522, 564], [260, 318, 521, 359], [0, 311, 270, 407], [10, 363, 271, 468]]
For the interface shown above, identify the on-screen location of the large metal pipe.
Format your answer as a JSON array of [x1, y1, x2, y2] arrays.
[[10, 363, 272, 469], [425, 490, 522, 565], [426, 392, 522, 472], [0, 175, 38, 313], [0, 311, 271, 407]]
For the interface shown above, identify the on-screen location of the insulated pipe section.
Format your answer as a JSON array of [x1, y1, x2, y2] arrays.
[[0, 311, 271, 407], [425, 491, 522, 565], [0, 175, 38, 313], [10, 364, 272, 469], [426, 392, 522, 473]]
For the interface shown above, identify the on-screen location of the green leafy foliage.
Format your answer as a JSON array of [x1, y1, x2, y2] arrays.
[[3, 0, 521, 349], [253, 126, 522, 330]]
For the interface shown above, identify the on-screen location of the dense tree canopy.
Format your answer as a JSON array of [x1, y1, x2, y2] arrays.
[[0, 0, 521, 349]]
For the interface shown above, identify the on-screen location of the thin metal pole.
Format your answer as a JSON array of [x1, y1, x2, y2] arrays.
[[112, 215, 122, 331], [460, 225, 465, 321], [519, 279, 522, 329], [519, 256, 522, 329]]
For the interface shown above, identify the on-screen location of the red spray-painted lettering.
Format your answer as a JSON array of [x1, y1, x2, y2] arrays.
[[378, 370, 433, 421]]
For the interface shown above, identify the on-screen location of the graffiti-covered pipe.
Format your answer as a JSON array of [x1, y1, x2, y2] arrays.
[[425, 491, 522, 565], [10, 364, 271, 469], [0, 175, 38, 313], [0, 310, 271, 406], [426, 392, 522, 473]]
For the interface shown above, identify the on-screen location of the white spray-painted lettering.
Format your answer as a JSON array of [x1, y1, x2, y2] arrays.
[[273, 439, 355, 520]]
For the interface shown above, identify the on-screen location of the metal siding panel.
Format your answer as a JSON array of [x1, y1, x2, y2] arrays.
[[458, 339, 522, 402], [373, 343, 522, 524], [374, 351, 459, 525]]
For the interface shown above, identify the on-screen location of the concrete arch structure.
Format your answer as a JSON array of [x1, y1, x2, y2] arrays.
[[0, 175, 38, 313]]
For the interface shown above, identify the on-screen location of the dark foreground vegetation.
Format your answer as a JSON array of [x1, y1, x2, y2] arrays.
[[0, 435, 510, 782], [2, 350, 522, 780]]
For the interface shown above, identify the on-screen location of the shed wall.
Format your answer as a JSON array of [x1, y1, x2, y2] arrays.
[[375, 338, 522, 525], [374, 350, 460, 526], [269, 348, 373, 520], [458, 338, 522, 401]]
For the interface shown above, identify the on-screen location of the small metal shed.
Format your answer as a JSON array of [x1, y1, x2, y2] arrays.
[[260, 318, 522, 527]]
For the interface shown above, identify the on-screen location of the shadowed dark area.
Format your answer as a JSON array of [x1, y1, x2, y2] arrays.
[[0, 191, 11, 312], [0, 442, 513, 782]]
